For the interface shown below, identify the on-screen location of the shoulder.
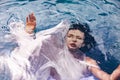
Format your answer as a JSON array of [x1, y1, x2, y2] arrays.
[[85, 57, 96, 63], [85, 57, 98, 66]]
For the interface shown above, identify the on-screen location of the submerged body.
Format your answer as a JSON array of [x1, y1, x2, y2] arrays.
[[0, 21, 98, 80]]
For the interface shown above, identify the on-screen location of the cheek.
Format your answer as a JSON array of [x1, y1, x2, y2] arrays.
[[66, 39, 72, 48], [66, 38, 70, 43], [65, 38, 69, 45], [77, 40, 84, 47]]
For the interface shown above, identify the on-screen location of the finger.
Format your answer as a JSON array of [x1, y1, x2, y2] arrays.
[[31, 13, 34, 16], [32, 14, 36, 21], [29, 14, 31, 21], [26, 16, 29, 23], [30, 13, 36, 22], [29, 13, 32, 21]]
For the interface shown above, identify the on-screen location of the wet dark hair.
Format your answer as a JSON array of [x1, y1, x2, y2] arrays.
[[69, 22, 97, 53]]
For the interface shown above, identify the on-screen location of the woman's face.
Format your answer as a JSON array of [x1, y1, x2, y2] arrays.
[[66, 29, 85, 50]]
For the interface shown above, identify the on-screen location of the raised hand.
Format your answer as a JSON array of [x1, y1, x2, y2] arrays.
[[25, 13, 36, 34]]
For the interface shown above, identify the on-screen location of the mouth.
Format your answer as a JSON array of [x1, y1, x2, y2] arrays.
[[70, 43, 77, 48]]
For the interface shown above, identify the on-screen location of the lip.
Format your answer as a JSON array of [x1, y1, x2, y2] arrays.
[[70, 43, 76, 47]]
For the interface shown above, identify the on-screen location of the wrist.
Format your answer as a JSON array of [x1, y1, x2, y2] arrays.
[[25, 27, 34, 34]]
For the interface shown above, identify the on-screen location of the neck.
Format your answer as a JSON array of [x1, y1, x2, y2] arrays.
[[69, 49, 80, 58], [69, 49, 85, 60], [69, 48, 79, 52]]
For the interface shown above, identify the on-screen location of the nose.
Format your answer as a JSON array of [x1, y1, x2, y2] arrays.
[[72, 37, 77, 42]]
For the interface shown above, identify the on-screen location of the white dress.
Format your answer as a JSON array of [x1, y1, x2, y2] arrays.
[[0, 20, 98, 80]]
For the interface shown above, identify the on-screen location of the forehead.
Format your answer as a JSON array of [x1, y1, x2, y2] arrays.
[[67, 29, 84, 36]]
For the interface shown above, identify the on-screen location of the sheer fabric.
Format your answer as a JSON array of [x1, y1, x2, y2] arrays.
[[32, 20, 90, 80], [0, 20, 97, 80]]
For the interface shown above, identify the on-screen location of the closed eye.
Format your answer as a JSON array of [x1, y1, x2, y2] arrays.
[[67, 34, 73, 38], [76, 36, 84, 40]]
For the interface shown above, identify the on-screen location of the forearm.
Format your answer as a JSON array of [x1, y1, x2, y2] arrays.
[[86, 57, 110, 80], [89, 67, 110, 80], [110, 65, 120, 80], [9, 21, 36, 40]]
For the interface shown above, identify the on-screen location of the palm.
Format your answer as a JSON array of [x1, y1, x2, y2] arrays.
[[26, 13, 36, 31]]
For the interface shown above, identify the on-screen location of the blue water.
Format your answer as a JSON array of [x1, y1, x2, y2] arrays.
[[0, 0, 120, 74]]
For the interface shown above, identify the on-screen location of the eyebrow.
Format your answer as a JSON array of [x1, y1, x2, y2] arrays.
[[67, 33, 84, 38]]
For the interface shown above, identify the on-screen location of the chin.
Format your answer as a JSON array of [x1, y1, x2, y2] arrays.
[[69, 47, 77, 51]]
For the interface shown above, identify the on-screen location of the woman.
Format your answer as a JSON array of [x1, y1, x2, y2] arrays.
[[25, 13, 120, 80], [24, 13, 111, 80], [0, 13, 119, 80]]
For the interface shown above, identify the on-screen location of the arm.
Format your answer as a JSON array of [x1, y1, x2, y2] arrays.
[[86, 57, 110, 80], [9, 13, 36, 40], [110, 65, 120, 80], [7, 13, 36, 54], [25, 13, 70, 41], [36, 20, 70, 38], [25, 12, 70, 38]]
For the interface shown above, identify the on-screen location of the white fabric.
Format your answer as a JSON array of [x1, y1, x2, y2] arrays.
[[48, 75, 98, 80], [0, 20, 98, 80]]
